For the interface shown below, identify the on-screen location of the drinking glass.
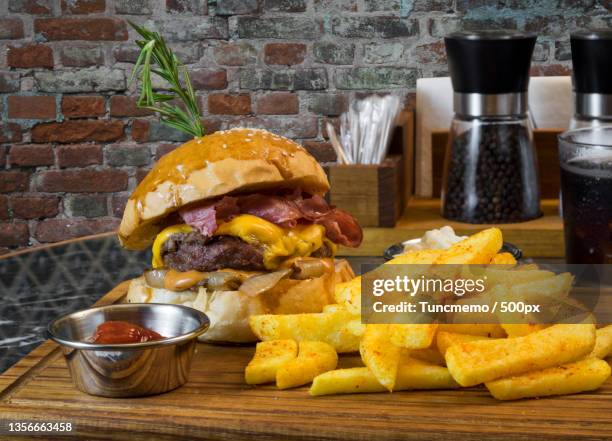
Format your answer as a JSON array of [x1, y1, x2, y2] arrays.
[[558, 127, 612, 263]]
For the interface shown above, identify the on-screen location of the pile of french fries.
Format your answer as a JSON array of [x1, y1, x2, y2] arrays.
[[245, 228, 612, 400]]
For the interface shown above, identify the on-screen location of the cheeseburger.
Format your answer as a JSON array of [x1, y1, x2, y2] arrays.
[[119, 128, 362, 342]]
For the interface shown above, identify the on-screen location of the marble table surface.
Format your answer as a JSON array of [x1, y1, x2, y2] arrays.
[[0, 236, 381, 374], [0, 237, 150, 373]]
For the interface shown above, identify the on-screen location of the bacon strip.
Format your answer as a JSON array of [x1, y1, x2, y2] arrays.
[[179, 191, 363, 247]]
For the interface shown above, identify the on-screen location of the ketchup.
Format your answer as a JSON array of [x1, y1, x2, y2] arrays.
[[91, 321, 165, 344]]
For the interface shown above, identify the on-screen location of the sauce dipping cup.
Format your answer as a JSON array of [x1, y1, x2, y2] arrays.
[[48, 303, 209, 398]]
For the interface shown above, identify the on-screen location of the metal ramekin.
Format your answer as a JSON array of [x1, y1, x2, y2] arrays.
[[48, 303, 209, 398]]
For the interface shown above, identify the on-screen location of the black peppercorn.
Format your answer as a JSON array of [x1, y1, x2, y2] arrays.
[[442, 122, 541, 224]]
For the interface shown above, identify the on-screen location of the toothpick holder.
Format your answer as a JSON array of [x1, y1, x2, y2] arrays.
[[323, 155, 405, 227]]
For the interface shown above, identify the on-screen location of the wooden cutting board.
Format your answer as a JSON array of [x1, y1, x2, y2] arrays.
[[1, 282, 611, 441]]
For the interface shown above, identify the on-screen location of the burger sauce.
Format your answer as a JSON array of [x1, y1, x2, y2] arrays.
[[91, 321, 165, 344]]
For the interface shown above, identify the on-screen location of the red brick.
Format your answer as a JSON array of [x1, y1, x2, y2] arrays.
[[136, 168, 150, 184], [131, 120, 149, 143], [7, 44, 54, 69], [322, 117, 339, 140], [0, 147, 5, 167], [110, 96, 153, 117], [155, 143, 181, 160], [264, 43, 307, 65], [0, 196, 8, 219], [61, 96, 105, 118], [0, 171, 29, 193], [7, 96, 56, 120], [227, 116, 317, 139], [302, 141, 336, 163], [257, 92, 299, 115], [111, 194, 129, 217], [34, 18, 128, 41], [9, 0, 53, 14], [0, 123, 22, 143], [11, 195, 59, 219], [61, 0, 105, 14], [0, 222, 29, 247], [208, 94, 252, 115], [31, 121, 124, 143], [0, 73, 20, 93], [37, 169, 128, 192], [530, 64, 572, 76], [166, 0, 206, 13], [213, 42, 257, 66], [9, 144, 54, 167], [35, 218, 119, 243], [414, 41, 446, 64], [191, 69, 227, 90], [202, 118, 223, 134], [59, 44, 104, 67], [0, 18, 25, 40], [57, 144, 103, 167]]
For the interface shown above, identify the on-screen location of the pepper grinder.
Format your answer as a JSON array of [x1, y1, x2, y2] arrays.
[[442, 31, 541, 224], [570, 29, 612, 129]]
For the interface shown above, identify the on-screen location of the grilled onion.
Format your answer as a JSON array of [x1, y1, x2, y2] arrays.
[[144, 269, 168, 289], [291, 258, 328, 280], [207, 271, 243, 291], [239, 269, 292, 297]]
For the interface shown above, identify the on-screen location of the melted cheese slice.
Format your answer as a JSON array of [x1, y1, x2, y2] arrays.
[[151, 215, 333, 270], [152, 224, 194, 268], [215, 214, 330, 269]]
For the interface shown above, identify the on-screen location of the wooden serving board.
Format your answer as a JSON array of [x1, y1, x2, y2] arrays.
[[1, 282, 610, 441]]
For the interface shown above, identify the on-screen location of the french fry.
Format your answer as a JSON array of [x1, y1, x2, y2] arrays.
[[249, 310, 360, 353], [322, 303, 346, 313], [501, 324, 548, 338], [334, 258, 355, 284], [387, 249, 445, 265], [491, 274, 574, 324], [591, 325, 612, 359], [245, 340, 298, 385], [410, 347, 446, 366], [333, 253, 444, 315], [310, 367, 383, 396], [389, 324, 438, 349], [437, 324, 506, 338], [436, 331, 493, 357], [395, 355, 460, 391], [276, 341, 338, 389], [486, 357, 611, 401], [434, 228, 503, 264], [346, 317, 366, 337], [465, 266, 556, 288], [511, 273, 574, 300], [490, 252, 517, 265], [359, 325, 402, 391], [310, 355, 459, 396], [445, 324, 596, 387], [334, 276, 361, 314]]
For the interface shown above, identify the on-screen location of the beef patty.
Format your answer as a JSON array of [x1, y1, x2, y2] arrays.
[[161, 232, 266, 272]]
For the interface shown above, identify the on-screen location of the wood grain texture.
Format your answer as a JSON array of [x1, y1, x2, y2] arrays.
[[340, 198, 564, 258], [1, 282, 611, 440], [377, 158, 400, 227], [326, 156, 404, 228]]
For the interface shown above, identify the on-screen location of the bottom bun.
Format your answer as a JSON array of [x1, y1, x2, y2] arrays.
[[126, 264, 335, 343]]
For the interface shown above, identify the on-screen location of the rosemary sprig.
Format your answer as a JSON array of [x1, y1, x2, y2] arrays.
[[128, 21, 204, 138]]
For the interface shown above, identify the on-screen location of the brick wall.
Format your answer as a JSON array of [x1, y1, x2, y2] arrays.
[[0, 0, 610, 252]]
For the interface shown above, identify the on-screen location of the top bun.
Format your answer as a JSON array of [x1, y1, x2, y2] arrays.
[[119, 128, 330, 249]]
